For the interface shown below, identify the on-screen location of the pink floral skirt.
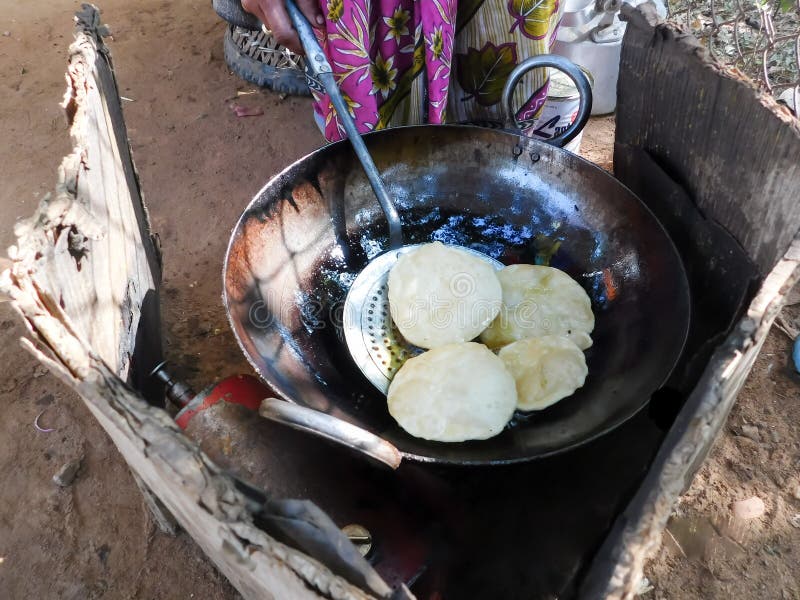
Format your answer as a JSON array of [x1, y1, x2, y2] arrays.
[[313, 0, 563, 141]]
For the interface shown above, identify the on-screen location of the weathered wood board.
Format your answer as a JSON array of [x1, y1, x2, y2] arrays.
[[613, 5, 800, 276], [7, 7, 162, 385], [579, 5, 800, 599]]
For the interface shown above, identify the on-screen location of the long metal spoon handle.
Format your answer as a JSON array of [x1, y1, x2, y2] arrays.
[[259, 398, 403, 469], [285, 0, 403, 250]]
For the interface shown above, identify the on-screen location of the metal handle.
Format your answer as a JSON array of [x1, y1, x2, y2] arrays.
[[259, 398, 403, 469], [501, 54, 593, 148], [285, 0, 403, 250]]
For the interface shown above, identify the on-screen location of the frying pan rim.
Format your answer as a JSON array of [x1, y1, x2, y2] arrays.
[[222, 124, 692, 466]]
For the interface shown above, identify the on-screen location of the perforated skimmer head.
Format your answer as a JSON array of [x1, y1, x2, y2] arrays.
[[343, 244, 503, 395]]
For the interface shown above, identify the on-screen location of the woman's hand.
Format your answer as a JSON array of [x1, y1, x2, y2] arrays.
[[241, 0, 324, 55]]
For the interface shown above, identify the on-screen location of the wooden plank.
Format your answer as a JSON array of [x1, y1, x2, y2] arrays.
[[132, 472, 179, 536], [11, 316, 377, 600], [579, 5, 800, 598], [616, 146, 760, 396], [613, 4, 800, 275], [9, 5, 162, 382], [1, 6, 396, 600]]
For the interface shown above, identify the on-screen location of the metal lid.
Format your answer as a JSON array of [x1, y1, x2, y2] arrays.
[[549, 66, 594, 100]]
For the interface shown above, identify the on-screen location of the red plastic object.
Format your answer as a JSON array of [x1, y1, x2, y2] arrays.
[[175, 374, 270, 430]]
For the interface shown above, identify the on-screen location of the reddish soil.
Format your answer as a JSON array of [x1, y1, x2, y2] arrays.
[[1, 1, 794, 599]]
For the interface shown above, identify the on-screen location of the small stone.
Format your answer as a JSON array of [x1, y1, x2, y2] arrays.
[[733, 496, 766, 520], [729, 460, 755, 481], [636, 576, 654, 595], [2, 31, 10, 37], [36, 393, 54, 406], [790, 514, 800, 529], [96, 544, 110, 565], [793, 485, 800, 501], [53, 457, 82, 487], [769, 429, 780, 443], [740, 424, 761, 442]]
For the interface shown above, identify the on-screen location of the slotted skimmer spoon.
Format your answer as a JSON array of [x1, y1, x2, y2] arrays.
[[342, 245, 502, 394]]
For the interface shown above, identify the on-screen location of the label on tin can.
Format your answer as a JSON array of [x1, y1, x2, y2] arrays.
[[526, 67, 593, 151], [530, 99, 580, 141]]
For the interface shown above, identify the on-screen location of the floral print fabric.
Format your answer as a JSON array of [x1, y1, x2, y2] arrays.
[[313, 0, 563, 141]]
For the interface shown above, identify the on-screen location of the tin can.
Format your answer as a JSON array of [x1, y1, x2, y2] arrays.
[[528, 65, 594, 153]]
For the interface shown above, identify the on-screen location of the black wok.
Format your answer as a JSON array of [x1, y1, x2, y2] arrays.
[[223, 125, 690, 465]]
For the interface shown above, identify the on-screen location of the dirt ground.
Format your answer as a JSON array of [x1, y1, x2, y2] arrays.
[[0, 0, 795, 598], [644, 320, 800, 599]]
